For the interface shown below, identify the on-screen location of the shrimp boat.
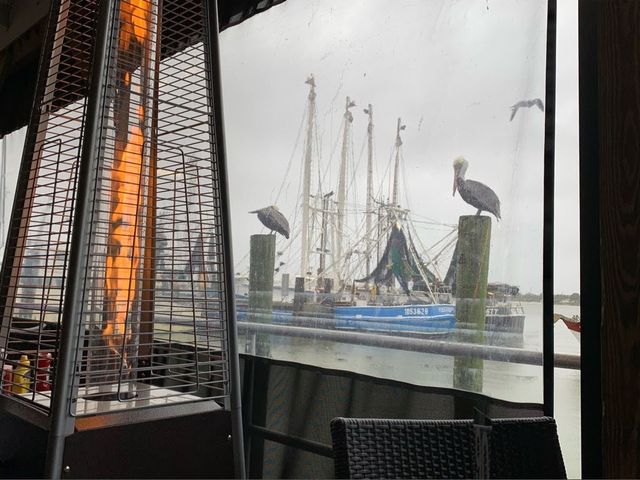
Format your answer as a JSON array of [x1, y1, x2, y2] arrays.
[[237, 75, 524, 338]]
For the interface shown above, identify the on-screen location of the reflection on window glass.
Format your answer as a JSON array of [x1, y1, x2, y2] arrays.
[[220, 0, 580, 472], [223, 0, 550, 400]]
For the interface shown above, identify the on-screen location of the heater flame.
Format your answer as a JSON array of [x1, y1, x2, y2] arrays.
[[103, 0, 152, 364], [103, 124, 143, 352], [119, 0, 152, 51]]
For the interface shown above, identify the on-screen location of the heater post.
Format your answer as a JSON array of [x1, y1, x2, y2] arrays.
[[44, 0, 118, 477], [203, 0, 246, 476]]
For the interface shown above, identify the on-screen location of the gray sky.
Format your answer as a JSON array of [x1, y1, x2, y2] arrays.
[[219, 0, 579, 294], [0, 0, 579, 294]]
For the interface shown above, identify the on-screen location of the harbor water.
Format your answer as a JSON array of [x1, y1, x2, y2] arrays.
[[241, 301, 581, 478]]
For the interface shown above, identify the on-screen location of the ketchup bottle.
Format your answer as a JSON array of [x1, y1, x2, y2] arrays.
[[36, 352, 52, 392]]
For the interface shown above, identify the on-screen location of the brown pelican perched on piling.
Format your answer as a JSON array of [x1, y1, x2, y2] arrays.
[[452, 156, 501, 220], [250, 205, 290, 238]]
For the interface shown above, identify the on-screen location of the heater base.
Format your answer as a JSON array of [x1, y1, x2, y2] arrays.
[[0, 411, 47, 478], [61, 408, 233, 479]]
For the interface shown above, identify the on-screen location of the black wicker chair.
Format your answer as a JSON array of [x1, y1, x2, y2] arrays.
[[487, 416, 567, 479], [330, 416, 566, 479], [330, 417, 476, 479]]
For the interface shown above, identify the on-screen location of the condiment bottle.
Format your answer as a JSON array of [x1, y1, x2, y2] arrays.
[[36, 352, 52, 391], [12, 355, 31, 394], [2, 364, 12, 393]]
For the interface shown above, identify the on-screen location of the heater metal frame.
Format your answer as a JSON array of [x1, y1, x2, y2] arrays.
[[0, 0, 245, 477], [202, 1, 246, 477], [43, 0, 116, 472], [0, 0, 80, 431]]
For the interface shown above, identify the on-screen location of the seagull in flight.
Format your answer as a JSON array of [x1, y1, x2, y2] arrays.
[[509, 98, 544, 121]]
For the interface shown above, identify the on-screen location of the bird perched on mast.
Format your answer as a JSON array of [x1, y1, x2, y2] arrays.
[[250, 205, 290, 239], [452, 156, 501, 220]]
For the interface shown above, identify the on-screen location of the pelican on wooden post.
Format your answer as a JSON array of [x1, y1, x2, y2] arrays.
[[452, 156, 501, 220], [250, 205, 290, 238]]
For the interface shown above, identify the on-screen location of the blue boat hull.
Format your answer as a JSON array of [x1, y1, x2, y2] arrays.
[[236, 301, 456, 335], [333, 304, 455, 334]]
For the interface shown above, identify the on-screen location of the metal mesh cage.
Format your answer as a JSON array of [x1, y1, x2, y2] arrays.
[[0, 0, 233, 417], [0, 0, 98, 409]]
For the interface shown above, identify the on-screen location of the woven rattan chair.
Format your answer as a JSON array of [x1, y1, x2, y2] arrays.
[[487, 416, 567, 479], [330, 417, 476, 479], [331, 416, 566, 479]]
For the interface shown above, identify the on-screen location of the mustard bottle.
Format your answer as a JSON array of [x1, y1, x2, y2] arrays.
[[12, 355, 31, 394]]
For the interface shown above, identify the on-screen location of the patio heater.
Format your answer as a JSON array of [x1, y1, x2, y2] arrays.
[[0, 0, 243, 478]]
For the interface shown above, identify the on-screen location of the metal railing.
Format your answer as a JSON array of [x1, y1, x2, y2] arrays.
[[238, 320, 580, 370]]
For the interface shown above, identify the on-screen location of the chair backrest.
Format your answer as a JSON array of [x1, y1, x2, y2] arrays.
[[487, 416, 567, 479], [330, 417, 476, 479], [331, 416, 567, 479]]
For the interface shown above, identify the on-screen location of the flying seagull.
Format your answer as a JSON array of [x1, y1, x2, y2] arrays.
[[509, 98, 544, 121], [250, 205, 290, 239], [452, 156, 501, 220]]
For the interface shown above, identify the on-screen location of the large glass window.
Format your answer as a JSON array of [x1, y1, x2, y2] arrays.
[[223, 0, 548, 396], [220, 0, 579, 476]]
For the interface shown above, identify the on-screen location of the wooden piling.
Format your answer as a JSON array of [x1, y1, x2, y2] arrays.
[[293, 276, 306, 314], [453, 215, 491, 393], [281, 273, 290, 301], [249, 234, 276, 356]]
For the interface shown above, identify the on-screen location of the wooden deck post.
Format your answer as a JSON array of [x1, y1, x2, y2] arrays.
[[249, 234, 275, 356], [453, 215, 491, 393], [293, 276, 306, 315]]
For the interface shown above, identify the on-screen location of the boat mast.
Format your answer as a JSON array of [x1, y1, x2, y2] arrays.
[[335, 96, 355, 282], [377, 203, 384, 264], [364, 104, 374, 278], [300, 75, 316, 278], [391, 117, 405, 207], [318, 191, 334, 277]]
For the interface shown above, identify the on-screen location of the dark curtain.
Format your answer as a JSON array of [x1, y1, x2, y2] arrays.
[[242, 356, 544, 479]]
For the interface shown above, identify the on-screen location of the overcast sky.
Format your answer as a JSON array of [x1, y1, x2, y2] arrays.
[[0, 0, 579, 294], [219, 0, 579, 294]]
